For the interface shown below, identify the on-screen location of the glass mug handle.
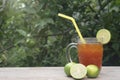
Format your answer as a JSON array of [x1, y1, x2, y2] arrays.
[[66, 43, 77, 62]]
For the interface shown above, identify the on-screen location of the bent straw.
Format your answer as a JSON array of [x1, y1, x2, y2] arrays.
[[58, 13, 86, 44]]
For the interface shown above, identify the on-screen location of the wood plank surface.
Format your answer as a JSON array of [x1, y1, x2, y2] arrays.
[[0, 67, 119, 80]]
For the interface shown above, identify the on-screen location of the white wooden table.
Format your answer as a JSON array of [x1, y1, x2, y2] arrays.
[[0, 67, 119, 80]]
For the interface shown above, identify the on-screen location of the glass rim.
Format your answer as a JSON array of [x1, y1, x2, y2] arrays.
[[77, 37, 101, 44]]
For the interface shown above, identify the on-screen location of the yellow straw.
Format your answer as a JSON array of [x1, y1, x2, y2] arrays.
[[58, 13, 86, 44]]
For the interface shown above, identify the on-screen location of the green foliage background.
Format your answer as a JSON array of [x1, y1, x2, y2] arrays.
[[0, 0, 120, 67]]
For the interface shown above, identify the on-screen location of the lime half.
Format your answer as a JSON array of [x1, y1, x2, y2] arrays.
[[70, 64, 87, 79], [64, 62, 76, 76], [96, 29, 111, 44]]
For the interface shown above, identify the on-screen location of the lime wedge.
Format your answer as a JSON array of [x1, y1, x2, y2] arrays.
[[96, 29, 111, 44], [87, 65, 100, 78], [70, 64, 87, 79], [64, 62, 76, 76]]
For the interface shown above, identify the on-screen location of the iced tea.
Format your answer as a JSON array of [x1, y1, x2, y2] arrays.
[[77, 41, 103, 69]]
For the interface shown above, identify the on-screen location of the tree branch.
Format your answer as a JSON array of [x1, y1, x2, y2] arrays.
[[0, 37, 26, 53], [88, 5, 96, 13], [99, 0, 112, 11], [98, 0, 102, 9], [0, 45, 15, 53]]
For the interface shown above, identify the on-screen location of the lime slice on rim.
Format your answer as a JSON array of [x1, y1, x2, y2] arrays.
[[70, 64, 87, 79], [96, 29, 111, 44]]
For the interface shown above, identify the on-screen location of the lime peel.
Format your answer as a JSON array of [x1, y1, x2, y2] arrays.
[[64, 62, 76, 76], [87, 64, 100, 78]]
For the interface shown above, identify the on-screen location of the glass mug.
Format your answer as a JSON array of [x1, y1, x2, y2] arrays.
[[66, 38, 103, 69]]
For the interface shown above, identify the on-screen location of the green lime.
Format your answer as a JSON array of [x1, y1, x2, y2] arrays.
[[87, 65, 100, 78], [64, 62, 76, 76], [96, 29, 111, 44], [70, 64, 87, 79]]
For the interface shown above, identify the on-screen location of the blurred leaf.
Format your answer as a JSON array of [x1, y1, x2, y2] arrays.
[[16, 29, 27, 37], [23, 7, 36, 14], [0, 58, 3, 63], [39, 18, 54, 27], [114, 0, 120, 6]]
